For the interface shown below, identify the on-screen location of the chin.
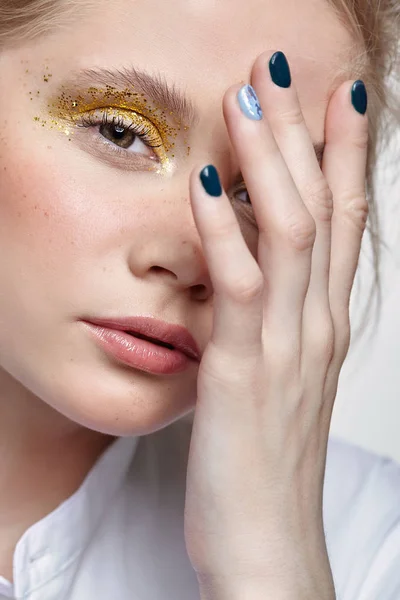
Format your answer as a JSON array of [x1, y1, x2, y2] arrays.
[[36, 360, 198, 437]]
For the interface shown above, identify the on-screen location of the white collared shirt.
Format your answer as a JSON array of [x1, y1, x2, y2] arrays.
[[0, 421, 399, 600]]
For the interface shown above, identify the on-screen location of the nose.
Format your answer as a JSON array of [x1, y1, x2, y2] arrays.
[[126, 180, 213, 301]]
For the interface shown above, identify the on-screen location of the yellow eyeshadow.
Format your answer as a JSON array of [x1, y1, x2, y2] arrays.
[[44, 84, 189, 157], [89, 106, 168, 163]]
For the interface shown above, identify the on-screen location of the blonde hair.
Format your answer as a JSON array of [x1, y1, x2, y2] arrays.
[[0, 0, 94, 42], [1, 0, 400, 330]]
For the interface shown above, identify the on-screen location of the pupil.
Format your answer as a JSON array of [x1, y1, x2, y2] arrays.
[[113, 125, 125, 139]]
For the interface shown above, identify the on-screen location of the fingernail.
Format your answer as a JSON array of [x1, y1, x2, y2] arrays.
[[200, 165, 222, 197], [237, 84, 263, 120], [351, 80, 367, 115], [269, 51, 291, 88]]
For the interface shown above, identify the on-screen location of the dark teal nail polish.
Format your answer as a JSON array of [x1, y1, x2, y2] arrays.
[[200, 165, 222, 197], [269, 51, 291, 88], [351, 80, 367, 115]]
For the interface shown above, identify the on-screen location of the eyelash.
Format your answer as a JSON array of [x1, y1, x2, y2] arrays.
[[75, 109, 163, 156]]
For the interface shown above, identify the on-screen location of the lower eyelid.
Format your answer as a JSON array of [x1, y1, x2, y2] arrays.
[[72, 126, 162, 172], [97, 132, 159, 162]]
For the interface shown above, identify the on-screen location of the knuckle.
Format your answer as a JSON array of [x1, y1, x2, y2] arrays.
[[266, 340, 299, 375], [339, 190, 369, 232], [284, 213, 316, 251], [352, 128, 369, 152], [333, 316, 351, 362], [208, 217, 239, 241], [317, 326, 335, 363], [303, 178, 333, 222], [224, 271, 264, 304], [308, 318, 335, 364], [272, 105, 305, 128]]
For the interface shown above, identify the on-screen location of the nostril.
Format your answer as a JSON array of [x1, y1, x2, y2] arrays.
[[149, 265, 178, 279], [149, 266, 178, 279], [191, 283, 209, 301]]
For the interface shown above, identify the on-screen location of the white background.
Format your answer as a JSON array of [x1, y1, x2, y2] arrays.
[[331, 95, 400, 463]]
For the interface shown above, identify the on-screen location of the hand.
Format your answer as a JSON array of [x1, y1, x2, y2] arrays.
[[184, 51, 368, 599]]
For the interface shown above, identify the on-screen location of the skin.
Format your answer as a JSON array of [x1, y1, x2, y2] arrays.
[[0, 0, 368, 594]]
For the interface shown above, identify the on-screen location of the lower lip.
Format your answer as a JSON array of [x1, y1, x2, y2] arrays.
[[83, 322, 194, 375]]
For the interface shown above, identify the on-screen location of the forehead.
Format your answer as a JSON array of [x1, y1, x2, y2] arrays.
[[11, 0, 356, 139]]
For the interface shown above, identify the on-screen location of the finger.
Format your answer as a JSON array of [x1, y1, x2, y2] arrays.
[[250, 50, 334, 366], [189, 165, 263, 357], [323, 80, 369, 362], [222, 80, 315, 345]]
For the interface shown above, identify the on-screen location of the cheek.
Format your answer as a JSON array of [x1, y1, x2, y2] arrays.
[[0, 144, 168, 309], [0, 149, 119, 264], [0, 147, 112, 336], [0, 155, 74, 257], [1, 162, 43, 219]]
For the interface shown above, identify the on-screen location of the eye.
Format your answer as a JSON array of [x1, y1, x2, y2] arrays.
[[234, 187, 252, 205], [76, 108, 164, 161], [99, 121, 152, 155]]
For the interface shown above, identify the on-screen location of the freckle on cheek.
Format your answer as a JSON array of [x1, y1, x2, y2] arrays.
[[0, 162, 54, 232]]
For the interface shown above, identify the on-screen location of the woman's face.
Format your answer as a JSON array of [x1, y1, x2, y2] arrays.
[[0, 0, 355, 436]]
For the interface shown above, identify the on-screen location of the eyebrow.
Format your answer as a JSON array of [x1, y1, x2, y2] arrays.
[[62, 66, 325, 165], [64, 65, 198, 126]]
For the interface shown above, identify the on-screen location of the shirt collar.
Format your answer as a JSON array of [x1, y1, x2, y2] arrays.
[[12, 434, 139, 598]]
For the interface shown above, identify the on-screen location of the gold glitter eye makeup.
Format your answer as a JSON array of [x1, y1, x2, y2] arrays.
[[36, 66, 196, 174], [36, 84, 187, 174], [75, 107, 165, 160]]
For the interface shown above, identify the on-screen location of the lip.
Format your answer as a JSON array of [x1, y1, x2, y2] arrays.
[[82, 316, 201, 361]]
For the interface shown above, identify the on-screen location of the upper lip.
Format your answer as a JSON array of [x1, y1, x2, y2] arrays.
[[84, 316, 201, 361]]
